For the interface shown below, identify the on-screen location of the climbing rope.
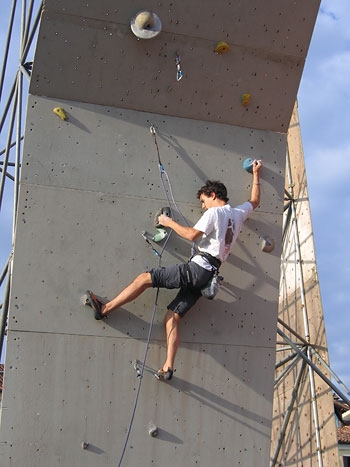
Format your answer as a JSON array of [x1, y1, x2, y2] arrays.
[[117, 123, 193, 466], [150, 123, 196, 256], [117, 287, 160, 467]]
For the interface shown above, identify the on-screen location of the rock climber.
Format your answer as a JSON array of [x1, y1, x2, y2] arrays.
[[86, 159, 262, 380]]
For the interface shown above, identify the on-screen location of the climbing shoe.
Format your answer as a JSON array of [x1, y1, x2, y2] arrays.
[[85, 290, 103, 320], [157, 368, 174, 381]]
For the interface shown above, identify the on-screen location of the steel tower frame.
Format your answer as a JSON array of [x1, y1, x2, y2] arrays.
[[0, 0, 42, 360], [272, 108, 350, 464]]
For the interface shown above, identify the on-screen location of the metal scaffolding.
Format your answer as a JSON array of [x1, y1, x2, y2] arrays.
[[0, 0, 43, 360], [271, 110, 350, 465]]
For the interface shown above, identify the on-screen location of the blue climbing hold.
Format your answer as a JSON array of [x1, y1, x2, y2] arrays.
[[243, 158, 254, 173]]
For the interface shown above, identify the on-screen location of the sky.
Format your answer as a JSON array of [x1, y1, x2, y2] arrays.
[[297, 0, 350, 391], [0, 1, 349, 390]]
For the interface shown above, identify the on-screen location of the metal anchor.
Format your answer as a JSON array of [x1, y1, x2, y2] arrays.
[[175, 53, 183, 81]]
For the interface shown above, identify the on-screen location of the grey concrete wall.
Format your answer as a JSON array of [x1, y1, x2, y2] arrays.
[[0, 1, 321, 466], [30, 0, 320, 133], [0, 98, 285, 466]]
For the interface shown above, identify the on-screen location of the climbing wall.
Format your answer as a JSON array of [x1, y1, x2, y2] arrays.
[[0, 1, 321, 466]]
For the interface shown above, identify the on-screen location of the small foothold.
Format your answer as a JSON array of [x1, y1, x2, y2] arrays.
[[261, 237, 275, 253], [215, 41, 230, 54], [243, 158, 254, 173], [53, 107, 68, 120], [241, 93, 251, 107], [80, 294, 89, 306], [148, 425, 159, 437], [82, 441, 89, 450]]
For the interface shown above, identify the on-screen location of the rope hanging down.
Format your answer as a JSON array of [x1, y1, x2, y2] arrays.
[[117, 123, 194, 467], [150, 123, 196, 256]]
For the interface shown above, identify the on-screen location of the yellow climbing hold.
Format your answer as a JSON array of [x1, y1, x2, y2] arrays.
[[53, 107, 68, 120], [215, 41, 230, 54], [241, 93, 251, 107]]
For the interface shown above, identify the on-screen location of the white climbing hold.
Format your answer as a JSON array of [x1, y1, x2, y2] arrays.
[[130, 11, 162, 39]]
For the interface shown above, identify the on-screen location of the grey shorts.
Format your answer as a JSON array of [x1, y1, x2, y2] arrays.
[[149, 261, 213, 317]]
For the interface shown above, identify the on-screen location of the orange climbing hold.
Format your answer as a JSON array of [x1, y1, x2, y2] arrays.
[[215, 41, 230, 54], [241, 93, 251, 107]]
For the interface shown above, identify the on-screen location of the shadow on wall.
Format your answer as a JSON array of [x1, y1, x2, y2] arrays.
[[97, 301, 274, 437], [103, 283, 276, 355]]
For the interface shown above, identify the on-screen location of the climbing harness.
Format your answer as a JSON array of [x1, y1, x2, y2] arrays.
[[196, 251, 222, 270], [194, 251, 224, 300]]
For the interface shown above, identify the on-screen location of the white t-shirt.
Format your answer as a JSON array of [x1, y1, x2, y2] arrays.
[[192, 201, 253, 269]]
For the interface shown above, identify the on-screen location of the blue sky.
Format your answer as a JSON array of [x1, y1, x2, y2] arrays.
[[297, 0, 350, 391], [0, 1, 349, 390]]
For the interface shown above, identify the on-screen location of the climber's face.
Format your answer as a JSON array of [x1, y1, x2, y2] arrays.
[[199, 193, 216, 210]]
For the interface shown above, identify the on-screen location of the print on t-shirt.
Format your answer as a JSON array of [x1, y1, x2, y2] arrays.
[[224, 218, 235, 257]]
